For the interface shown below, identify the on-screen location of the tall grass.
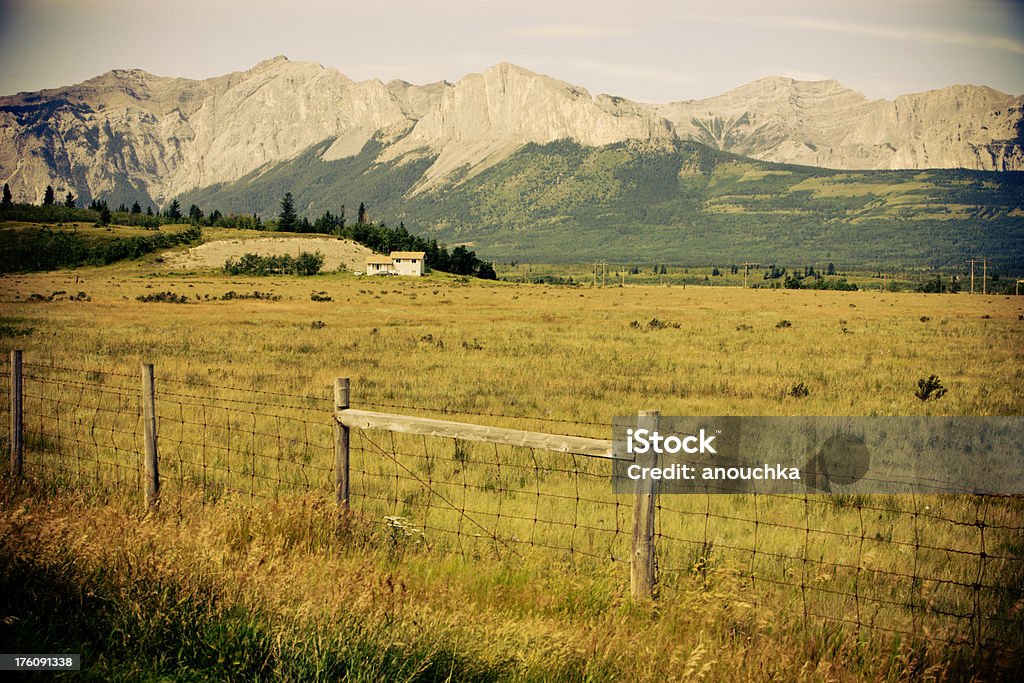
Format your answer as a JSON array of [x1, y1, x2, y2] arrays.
[[1, 263, 1023, 679], [4, 483, 1007, 681]]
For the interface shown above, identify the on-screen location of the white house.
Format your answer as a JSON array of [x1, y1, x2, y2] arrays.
[[365, 255, 395, 275], [365, 251, 425, 276], [390, 251, 425, 276]]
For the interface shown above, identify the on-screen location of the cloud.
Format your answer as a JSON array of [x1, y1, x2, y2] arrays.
[[510, 24, 631, 39], [763, 15, 1024, 55]]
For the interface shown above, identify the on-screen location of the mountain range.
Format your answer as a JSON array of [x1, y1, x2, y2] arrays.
[[1, 57, 1022, 267]]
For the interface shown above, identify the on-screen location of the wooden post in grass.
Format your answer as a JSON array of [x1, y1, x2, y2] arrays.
[[10, 350, 23, 479], [631, 410, 659, 599], [334, 378, 350, 511], [141, 363, 160, 511]]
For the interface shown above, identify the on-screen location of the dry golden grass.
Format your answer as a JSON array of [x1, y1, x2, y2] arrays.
[[1, 257, 1023, 680], [2, 261, 1022, 422], [2, 487, 1010, 681]]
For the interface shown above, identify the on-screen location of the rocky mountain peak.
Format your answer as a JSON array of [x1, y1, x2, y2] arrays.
[[1, 58, 1020, 206]]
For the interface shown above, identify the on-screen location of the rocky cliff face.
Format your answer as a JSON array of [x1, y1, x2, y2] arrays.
[[1, 58, 1021, 206], [377, 63, 675, 191], [656, 77, 1023, 171]]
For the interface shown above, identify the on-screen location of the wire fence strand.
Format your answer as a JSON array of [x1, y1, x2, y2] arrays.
[[3, 361, 1022, 661]]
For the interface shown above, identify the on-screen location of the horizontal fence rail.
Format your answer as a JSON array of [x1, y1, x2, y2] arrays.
[[336, 408, 614, 458], [3, 354, 1023, 664]]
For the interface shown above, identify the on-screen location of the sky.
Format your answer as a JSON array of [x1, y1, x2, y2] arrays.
[[0, 0, 1022, 102]]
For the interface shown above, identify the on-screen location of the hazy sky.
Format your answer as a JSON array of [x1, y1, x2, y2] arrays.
[[0, 0, 1021, 101]]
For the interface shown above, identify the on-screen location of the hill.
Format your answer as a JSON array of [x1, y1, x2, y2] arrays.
[[179, 137, 1024, 269]]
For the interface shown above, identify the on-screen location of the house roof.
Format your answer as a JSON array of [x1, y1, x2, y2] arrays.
[[390, 251, 425, 259], [366, 256, 394, 265]]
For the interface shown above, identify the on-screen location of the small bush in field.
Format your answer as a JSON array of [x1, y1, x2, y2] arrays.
[[915, 375, 947, 401]]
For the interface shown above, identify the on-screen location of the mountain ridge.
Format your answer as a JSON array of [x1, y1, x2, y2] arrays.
[[1, 56, 1022, 207]]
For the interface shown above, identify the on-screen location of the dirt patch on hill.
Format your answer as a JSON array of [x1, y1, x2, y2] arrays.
[[166, 237, 374, 272]]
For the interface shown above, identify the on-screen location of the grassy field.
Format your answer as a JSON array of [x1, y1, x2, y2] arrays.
[[1, 245, 1023, 680]]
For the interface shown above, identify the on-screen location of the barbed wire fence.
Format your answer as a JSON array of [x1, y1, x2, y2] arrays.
[[3, 352, 1022, 666]]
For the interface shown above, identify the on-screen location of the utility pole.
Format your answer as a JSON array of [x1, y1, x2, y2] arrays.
[[968, 258, 976, 294], [983, 258, 987, 295]]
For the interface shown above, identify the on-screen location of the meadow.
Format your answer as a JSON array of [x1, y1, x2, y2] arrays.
[[1, 241, 1023, 680]]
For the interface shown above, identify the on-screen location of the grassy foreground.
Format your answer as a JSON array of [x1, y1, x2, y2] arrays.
[[1, 255, 1023, 680], [3, 484, 1009, 682]]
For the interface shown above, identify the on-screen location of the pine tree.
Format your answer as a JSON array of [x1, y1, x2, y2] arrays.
[[98, 202, 111, 226], [167, 199, 182, 220], [477, 261, 497, 280], [1, 183, 12, 209], [131, 201, 142, 214], [43, 185, 55, 206], [64, 192, 76, 208], [357, 202, 367, 225], [278, 192, 297, 231]]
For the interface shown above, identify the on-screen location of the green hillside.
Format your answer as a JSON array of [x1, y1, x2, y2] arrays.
[[179, 137, 1024, 269]]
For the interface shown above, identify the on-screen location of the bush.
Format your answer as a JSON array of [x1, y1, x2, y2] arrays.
[[295, 251, 325, 276], [915, 375, 947, 401], [136, 291, 189, 303], [220, 291, 280, 301], [0, 323, 34, 338], [223, 252, 324, 276]]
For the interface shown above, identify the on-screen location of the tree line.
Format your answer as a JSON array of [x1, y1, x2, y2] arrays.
[[3, 183, 497, 279], [265, 193, 496, 279], [0, 225, 201, 273]]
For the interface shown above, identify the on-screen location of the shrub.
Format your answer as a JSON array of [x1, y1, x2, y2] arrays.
[[136, 291, 189, 303], [223, 251, 324, 276], [915, 375, 947, 401], [789, 382, 810, 398], [220, 291, 280, 301], [0, 323, 34, 338]]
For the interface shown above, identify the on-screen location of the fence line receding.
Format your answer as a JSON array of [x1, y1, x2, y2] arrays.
[[3, 352, 1022, 661]]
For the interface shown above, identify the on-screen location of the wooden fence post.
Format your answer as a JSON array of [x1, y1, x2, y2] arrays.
[[334, 378, 350, 510], [141, 363, 159, 511], [10, 350, 23, 479], [631, 410, 659, 599]]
